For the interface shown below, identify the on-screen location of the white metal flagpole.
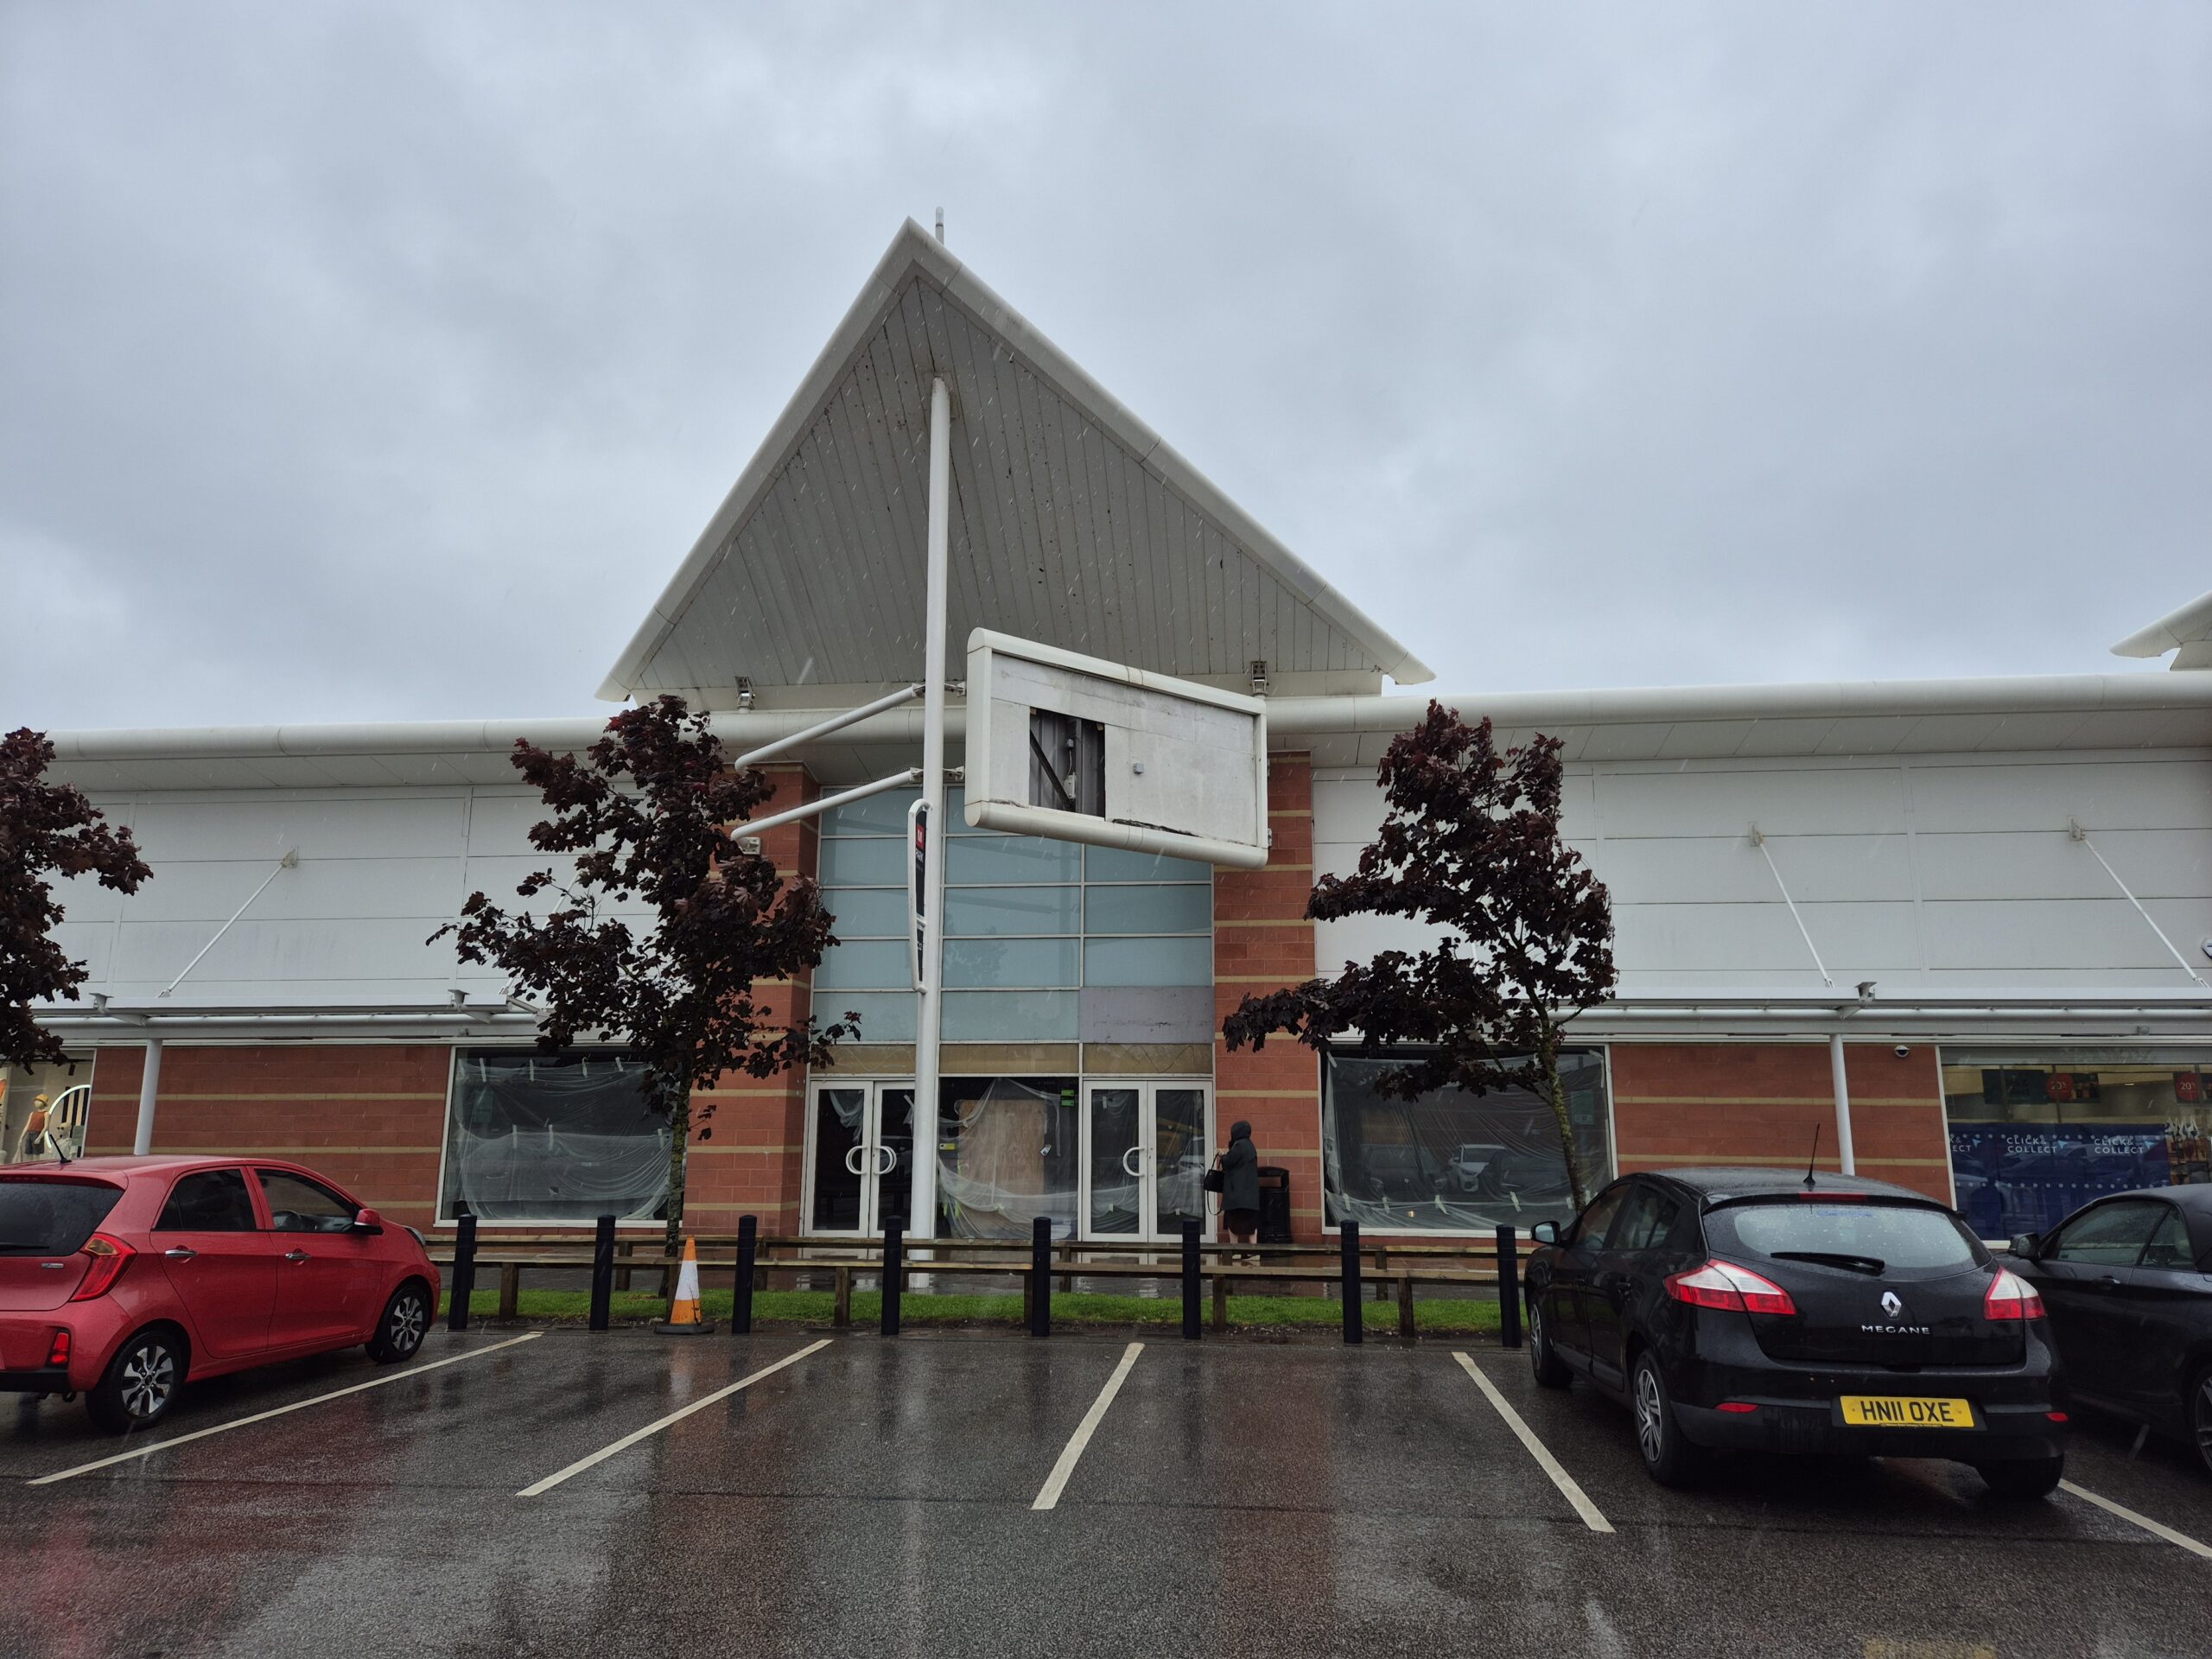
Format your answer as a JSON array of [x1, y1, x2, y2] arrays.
[[912, 374, 952, 1244]]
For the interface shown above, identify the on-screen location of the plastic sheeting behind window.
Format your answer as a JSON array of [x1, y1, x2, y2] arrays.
[[442, 1050, 670, 1223], [1321, 1048, 1611, 1234], [935, 1076, 1078, 1240]]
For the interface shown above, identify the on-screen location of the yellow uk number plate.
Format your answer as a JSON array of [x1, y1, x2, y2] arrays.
[[1839, 1395, 1976, 1429]]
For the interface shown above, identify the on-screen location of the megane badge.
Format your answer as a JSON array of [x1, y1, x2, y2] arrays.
[[1879, 1291, 1903, 1318]]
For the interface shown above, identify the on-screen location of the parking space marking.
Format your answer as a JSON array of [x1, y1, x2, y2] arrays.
[[1452, 1351, 1614, 1535], [28, 1331, 544, 1487], [1031, 1340, 1143, 1512], [516, 1338, 831, 1498], [2059, 1479, 2212, 1562]]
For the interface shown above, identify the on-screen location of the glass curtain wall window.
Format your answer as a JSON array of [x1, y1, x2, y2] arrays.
[[813, 789, 1213, 1239], [441, 1049, 670, 1223], [1941, 1049, 2212, 1239], [813, 786, 1212, 1043], [1319, 1048, 1612, 1234]]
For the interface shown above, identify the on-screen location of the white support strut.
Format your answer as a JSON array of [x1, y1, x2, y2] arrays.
[[160, 850, 297, 998], [2070, 822, 2209, 988], [1750, 825, 1833, 988], [912, 374, 953, 1247], [1827, 1033, 1856, 1177], [732, 683, 925, 770], [739, 769, 923, 840]]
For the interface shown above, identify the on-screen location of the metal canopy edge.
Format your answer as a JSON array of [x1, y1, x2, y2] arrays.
[[595, 219, 1433, 704]]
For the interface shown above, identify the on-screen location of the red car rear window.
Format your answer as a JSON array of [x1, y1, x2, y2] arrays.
[[0, 1178, 124, 1255]]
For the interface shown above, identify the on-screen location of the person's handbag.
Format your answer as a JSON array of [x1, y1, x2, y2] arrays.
[[1202, 1167, 1224, 1193]]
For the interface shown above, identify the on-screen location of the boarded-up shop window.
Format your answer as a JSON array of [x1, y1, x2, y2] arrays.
[[441, 1049, 669, 1223]]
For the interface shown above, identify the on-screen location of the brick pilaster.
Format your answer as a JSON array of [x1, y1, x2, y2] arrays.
[[1214, 754, 1324, 1239]]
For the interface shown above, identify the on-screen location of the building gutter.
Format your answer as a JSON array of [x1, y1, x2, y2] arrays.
[[45, 671, 2212, 770]]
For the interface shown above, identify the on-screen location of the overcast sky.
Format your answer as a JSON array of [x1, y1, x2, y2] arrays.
[[3, 3, 2207, 732]]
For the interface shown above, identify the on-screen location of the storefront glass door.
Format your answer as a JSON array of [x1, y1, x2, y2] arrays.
[[1081, 1081, 1212, 1241], [805, 1082, 915, 1235]]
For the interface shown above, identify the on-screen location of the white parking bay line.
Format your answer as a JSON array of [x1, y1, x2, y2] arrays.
[[1032, 1340, 1144, 1512], [2060, 1479, 2212, 1562], [516, 1338, 831, 1499], [29, 1331, 544, 1487], [1452, 1351, 1614, 1535]]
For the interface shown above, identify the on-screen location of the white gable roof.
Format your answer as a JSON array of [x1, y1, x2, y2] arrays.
[[599, 220, 1432, 708]]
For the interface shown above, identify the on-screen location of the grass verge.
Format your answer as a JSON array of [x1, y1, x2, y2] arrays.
[[433, 1286, 1503, 1335]]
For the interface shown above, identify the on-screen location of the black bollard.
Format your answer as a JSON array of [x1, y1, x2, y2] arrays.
[[447, 1211, 477, 1332], [1340, 1218, 1363, 1345], [733, 1214, 758, 1336], [881, 1221, 904, 1337], [1181, 1217, 1201, 1341], [1030, 1214, 1052, 1338], [588, 1213, 615, 1332], [1496, 1224, 1522, 1350]]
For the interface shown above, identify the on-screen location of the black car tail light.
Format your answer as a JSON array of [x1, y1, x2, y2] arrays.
[[1664, 1258, 1798, 1317], [1983, 1266, 2045, 1322]]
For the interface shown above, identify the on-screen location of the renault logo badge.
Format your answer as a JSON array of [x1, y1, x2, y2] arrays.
[[1880, 1291, 1903, 1318]]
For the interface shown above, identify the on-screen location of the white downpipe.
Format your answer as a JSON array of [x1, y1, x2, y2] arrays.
[[133, 1036, 162, 1156], [1827, 1033, 1856, 1177], [911, 375, 952, 1248]]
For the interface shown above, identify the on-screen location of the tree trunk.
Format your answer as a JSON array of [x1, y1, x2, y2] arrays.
[[662, 1079, 690, 1285], [1539, 1022, 1590, 1213]]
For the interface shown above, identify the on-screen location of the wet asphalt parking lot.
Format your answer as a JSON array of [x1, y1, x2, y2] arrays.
[[1, 1326, 2208, 1659]]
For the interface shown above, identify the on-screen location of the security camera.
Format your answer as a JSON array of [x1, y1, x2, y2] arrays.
[[1894, 1045, 1912, 1058]]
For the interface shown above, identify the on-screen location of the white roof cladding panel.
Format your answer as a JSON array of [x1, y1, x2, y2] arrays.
[[600, 221, 1428, 704]]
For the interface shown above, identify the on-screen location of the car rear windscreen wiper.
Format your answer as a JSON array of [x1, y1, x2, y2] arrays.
[[1769, 1250, 1886, 1274]]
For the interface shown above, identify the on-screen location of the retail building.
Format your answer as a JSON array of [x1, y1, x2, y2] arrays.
[[16, 223, 2212, 1243]]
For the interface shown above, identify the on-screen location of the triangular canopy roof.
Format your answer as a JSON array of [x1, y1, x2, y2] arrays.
[[600, 220, 1432, 709]]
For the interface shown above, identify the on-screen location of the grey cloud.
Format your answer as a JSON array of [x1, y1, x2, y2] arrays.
[[3, 2, 2207, 730]]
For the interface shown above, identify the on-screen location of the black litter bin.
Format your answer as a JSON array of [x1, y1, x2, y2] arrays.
[[1255, 1166, 1293, 1250]]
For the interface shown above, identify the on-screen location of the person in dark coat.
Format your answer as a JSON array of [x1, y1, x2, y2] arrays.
[[1217, 1120, 1262, 1249]]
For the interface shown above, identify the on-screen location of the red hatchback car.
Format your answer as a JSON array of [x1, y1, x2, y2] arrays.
[[0, 1156, 441, 1433]]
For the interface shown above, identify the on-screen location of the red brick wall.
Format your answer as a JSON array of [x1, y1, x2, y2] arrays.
[[1215, 754, 1324, 1240], [1609, 1042, 1952, 1201], [85, 1043, 453, 1230], [683, 763, 820, 1238]]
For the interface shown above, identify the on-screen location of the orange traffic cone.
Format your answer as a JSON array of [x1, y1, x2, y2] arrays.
[[654, 1236, 716, 1334]]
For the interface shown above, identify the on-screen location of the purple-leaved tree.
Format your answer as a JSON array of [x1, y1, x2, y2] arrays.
[[3, 729, 152, 1072], [1223, 702, 1616, 1211], [432, 696, 854, 1261]]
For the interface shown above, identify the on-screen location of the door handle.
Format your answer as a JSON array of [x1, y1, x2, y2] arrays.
[[844, 1144, 866, 1174], [1122, 1146, 1142, 1178], [284, 1249, 311, 1263], [163, 1246, 198, 1261], [875, 1145, 897, 1176], [2099, 1274, 2122, 1290]]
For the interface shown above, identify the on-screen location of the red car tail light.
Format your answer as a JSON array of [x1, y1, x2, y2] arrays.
[[1715, 1401, 1760, 1414], [1983, 1266, 2045, 1322], [46, 1330, 71, 1368], [68, 1233, 135, 1302], [1664, 1259, 1798, 1317]]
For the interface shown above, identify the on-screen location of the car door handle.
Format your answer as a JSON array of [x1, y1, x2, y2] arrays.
[[163, 1246, 198, 1261], [283, 1249, 311, 1263], [2098, 1274, 2122, 1290]]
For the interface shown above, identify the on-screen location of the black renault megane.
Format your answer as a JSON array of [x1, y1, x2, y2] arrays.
[[1524, 1167, 2069, 1497]]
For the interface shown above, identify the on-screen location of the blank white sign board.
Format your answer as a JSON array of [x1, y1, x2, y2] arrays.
[[963, 630, 1269, 869]]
